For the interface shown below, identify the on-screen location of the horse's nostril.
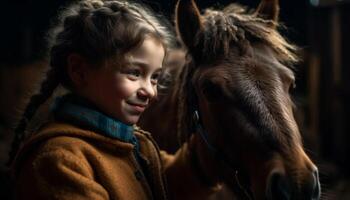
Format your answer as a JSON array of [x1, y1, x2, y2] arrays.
[[267, 172, 291, 200], [311, 169, 321, 200], [302, 169, 321, 200]]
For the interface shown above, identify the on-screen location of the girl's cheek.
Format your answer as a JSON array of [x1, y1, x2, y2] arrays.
[[119, 82, 139, 97]]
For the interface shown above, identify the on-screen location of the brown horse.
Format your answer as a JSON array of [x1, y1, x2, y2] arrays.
[[139, 0, 321, 199]]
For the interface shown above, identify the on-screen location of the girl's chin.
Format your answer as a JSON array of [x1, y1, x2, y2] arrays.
[[123, 115, 141, 125], [111, 110, 141, 125]]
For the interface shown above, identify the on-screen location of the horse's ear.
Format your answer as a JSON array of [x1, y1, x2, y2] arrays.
[[254, 0, 280, 27], [175, 0, 203, 51]]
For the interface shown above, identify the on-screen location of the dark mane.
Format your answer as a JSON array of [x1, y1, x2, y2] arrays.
[[191, 3, 298, 65]]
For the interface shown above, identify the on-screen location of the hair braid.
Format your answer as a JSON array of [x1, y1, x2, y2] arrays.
[[7, 67, 60, 165]]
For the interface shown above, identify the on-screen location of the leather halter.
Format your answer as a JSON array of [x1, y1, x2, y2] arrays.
[[192, 109, 254, 200]]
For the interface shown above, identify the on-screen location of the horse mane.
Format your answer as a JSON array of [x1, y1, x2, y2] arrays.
[[194, 3, 298, 65], [176, 3, 299, 142]]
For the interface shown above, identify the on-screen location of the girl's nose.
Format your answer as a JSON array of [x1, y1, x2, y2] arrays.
[[137, 80, 156, 100]]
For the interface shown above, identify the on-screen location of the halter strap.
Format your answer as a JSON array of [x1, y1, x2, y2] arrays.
[[192, 110, 253, 200], [193, 110, 240, 171], [185, 64, 253, 198]]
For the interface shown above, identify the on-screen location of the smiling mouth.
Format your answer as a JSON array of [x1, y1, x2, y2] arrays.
[[127, 102, 148, 113]]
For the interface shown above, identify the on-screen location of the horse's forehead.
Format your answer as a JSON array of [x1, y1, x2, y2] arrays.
[[193, 43, 295, 89], [253, 44, 292, 68]]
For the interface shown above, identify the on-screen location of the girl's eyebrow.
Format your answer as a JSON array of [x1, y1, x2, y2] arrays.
[[129, 59, 162, 71], [127, 56, 146, 65], [129, 60, 149, 68]]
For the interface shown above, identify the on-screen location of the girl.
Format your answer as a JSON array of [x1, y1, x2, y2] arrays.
[[8, 0, 220, 199]]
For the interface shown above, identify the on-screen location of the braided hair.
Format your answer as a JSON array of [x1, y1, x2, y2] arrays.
[[8, 0, 173, 165]]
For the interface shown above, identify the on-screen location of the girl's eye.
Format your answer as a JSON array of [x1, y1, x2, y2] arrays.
[[125, 68, 141, 78], [151, 73, 160, 85]]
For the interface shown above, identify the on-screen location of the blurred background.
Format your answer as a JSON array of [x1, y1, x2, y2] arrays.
[[0, 0, 349, 199]]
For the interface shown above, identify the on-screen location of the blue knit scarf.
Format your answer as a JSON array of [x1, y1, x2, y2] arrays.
[[51, 94, 139, 151]]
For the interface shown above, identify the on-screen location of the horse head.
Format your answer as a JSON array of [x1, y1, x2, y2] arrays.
[[175, 0, 321, 199]]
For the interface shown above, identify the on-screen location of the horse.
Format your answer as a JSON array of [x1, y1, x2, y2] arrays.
[[139, 0, 321, 199]]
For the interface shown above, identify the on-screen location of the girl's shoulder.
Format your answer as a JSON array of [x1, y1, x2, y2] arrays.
[[13, 122, 135, 171]]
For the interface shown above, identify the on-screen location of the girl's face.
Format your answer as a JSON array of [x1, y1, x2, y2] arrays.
[[80, 37, 165, 124]]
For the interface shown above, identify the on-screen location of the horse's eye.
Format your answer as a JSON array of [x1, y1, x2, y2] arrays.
[[202, 80, 223, 102], [289, 81, 296, 94]]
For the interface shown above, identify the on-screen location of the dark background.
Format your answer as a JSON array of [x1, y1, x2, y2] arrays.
[[1, 0, 350, 199]]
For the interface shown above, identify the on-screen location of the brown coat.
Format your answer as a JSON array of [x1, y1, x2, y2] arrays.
[[13, 122, 218, 200]]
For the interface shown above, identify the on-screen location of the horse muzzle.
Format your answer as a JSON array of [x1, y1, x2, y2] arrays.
[[266, 168, 321, 200]]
